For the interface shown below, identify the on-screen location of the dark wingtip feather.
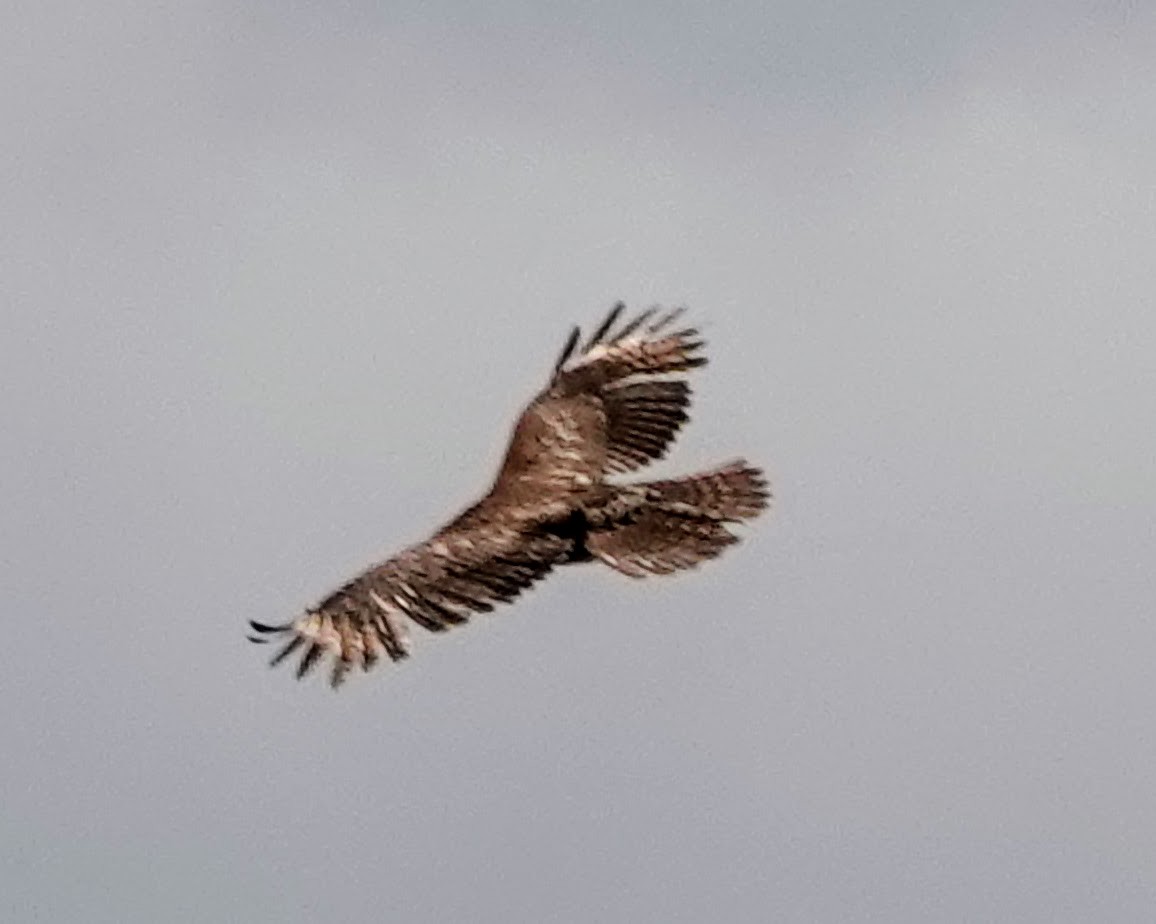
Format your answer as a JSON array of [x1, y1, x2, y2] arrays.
[[248, 619, 290, 645], [609, 306, 657, 343], [648, 306, 686, 333], [248, 620, 289, 634], [270, 633, 305, 667], [583, 302, 625, 351], [553, 325, 580, 373], [296, 642, 324, 679]]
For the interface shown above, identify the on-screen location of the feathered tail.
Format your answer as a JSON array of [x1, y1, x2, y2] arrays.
[[588, 460, 770, 577]]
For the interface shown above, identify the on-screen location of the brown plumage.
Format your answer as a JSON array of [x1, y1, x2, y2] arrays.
[[248, 304, 771, 686]]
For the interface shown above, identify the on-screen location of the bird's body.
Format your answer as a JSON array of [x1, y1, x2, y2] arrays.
[[249, 305, 770, 685]]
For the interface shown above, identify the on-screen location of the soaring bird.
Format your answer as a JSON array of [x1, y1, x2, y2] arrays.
[[249, 304, 770, 686]]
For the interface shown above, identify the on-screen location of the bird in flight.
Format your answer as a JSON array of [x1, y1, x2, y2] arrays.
[[249, 304, 770, 686]]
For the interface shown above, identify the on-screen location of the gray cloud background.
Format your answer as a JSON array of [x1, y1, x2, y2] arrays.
[[5, 2, 1156, 921]]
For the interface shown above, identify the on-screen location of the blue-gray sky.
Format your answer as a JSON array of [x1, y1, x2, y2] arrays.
[[5, 2, 1156, 921]]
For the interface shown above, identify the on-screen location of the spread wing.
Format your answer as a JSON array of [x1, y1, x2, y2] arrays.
[[490, 304, 707, 500], [249, 505, 572, 687]]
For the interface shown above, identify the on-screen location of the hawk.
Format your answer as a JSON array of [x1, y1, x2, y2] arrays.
[[249, 304, 770, 685]]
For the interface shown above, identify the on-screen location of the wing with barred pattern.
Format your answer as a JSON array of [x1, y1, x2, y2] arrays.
[[250, 504, 572, 687], [489, 304, 708, 502]]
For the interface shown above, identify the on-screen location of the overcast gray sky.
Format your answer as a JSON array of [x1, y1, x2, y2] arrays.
[[5, 1, 1156, 921]]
